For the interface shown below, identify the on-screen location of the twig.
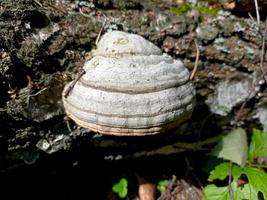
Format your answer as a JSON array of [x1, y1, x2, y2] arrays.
[[190, 39, 200, 80], [185, 156, 203, 189], [33, 0, 43, 7], [26, 87, 47, 107], [248, 12, 255, 22], [254, 0, 260, 26], [260, 18, 267, 84], [158, 175, 177, 200], [28, 87, 47, 97], [64, 117, 72, 133], [63, 69, 86, 98], [95, 13, 107, 45]]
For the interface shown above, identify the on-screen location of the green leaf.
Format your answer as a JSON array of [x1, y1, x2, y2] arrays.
[[112, 178, 128, 199], [202, 184, 229, 200], [232, 181, 258, 200], [210, 128, 248, 166], [248, 128, 267, 161], [239, 183, 258, 200], [157, 180, 169, 193], [208, 162, 243, 182], [203, 182, 258, 200], [243, 167, 267, 199], [208, 162, 229, 181], [206, 164, 267, 199]]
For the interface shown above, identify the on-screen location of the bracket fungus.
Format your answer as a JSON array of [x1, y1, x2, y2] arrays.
[[62, 31, 195, 136]]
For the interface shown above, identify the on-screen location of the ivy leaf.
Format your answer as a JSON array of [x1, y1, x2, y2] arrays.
[[233, 181, 258, 200], [248, 128, 267, 161], [206, 164, 267, 199], [243, 167, 267, 199], [210, 128, 248, 166], [203, 182, 258, 200], [208, 162, 229, 181], [239, 183, 258, 200], [208, 162, 242, 182], [203, 184, 229, 200], [112, 178, 128, 199]]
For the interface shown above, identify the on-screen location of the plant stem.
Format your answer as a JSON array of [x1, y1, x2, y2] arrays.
[[228, 161, 234, 200]]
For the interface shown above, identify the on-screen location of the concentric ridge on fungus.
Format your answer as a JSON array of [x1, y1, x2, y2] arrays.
[[62, 31, 195, 136]]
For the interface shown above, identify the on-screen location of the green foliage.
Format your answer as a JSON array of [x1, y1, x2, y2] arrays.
[[208, 162, 242, 182], [248, 128, 267, 161], [170, 3, 220, 17], [193, 5, 220, 16], [203, 128, 267, 200], [243, 167, 267, 198], [203, 184, 229, 200], [209, 128, 248, 167], [170, 3, 191, 15], [112, 178, 128, 199], [157, 180, 169, 193], [203, 182, 258, 200], [204, 163, 267, 199]]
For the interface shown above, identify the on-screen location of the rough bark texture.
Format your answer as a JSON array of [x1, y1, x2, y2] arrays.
[[0, 0, 266, 172]]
